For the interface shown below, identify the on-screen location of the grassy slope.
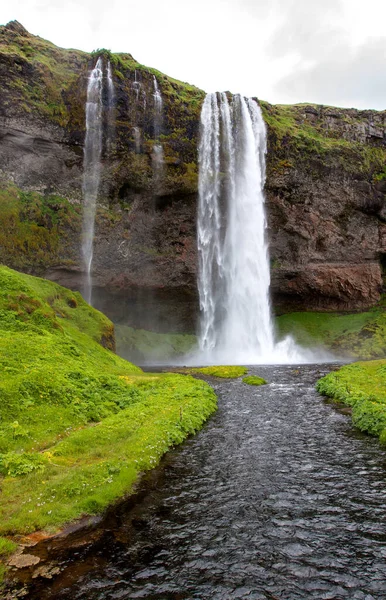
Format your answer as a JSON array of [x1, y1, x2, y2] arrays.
[[317, 360, 386, 442], [0, 267, 216, 559], [275, 302, 386, 359], [0, 23, 86, 126]]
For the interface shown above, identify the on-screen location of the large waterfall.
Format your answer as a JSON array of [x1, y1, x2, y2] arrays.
[[197, 92, 303, 364], [82, 57, 103, 305]]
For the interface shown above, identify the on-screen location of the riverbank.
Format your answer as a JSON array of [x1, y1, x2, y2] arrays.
[[9, 363, 386, 600], [0, 267, 217, 585], [317, 359, 386, 441]]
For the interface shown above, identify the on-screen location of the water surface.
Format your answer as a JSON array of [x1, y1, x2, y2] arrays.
[[26, 364, 386, 599]]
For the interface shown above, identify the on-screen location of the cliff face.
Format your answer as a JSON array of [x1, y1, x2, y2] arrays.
[[0, 21, 385, 324], [263, 102, 386, 310]]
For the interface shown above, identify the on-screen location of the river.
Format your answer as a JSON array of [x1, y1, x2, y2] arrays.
[[24, 364, 386, 599]]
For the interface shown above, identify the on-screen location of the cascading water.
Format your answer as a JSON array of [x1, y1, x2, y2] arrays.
[[197, 92, 306, 364], [153, 76, 163, 136], [106, 61, 115, 155], [82, 57, 103, 305], [152, 76, 164, 190], [132, 71, 142, 153]]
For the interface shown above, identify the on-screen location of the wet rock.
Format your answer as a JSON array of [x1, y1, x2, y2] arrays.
[[8, 553, 40, 568], [31, 564, 60, 580]]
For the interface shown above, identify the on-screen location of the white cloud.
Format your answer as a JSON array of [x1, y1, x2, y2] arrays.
[[274, 36, 386, 109], [1, 0, 385, 109]]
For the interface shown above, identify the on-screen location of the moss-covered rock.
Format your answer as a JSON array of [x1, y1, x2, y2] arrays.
[[242, 375, 267, 386], [187, 366, 248, 378]]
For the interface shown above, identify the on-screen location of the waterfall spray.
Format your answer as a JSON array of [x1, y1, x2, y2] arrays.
[[196, 92, 305, 364], [82, 57, 103, 305]]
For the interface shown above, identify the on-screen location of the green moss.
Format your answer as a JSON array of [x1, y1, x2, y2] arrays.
[[316, 360, 386, 441], [275, 306, 386, 359], [0, 183, 80, 271], [373, 165, 386, 182], [242, 375, 267, 386], [0, 267, 217, 541], [0, 23, 88, 126], [188, 366, 248, 378], [260, 101, 386, 182]]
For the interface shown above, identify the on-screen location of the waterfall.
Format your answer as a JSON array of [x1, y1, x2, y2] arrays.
[[132, 71, 142, 153], [152, 75, 164, 190], [153, 75, 163, 138], [82, 57, 103, 305], [197, 92, 304, 364], [106, 61, 115, 154]]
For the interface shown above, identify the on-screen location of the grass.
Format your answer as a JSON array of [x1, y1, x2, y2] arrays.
[[0, 373, 216, 535], [0, 266, 217, 582], [316, 360, 386, 441], [242, 376, 267, 386], [186, 366, 248, 378], [275, 304, 386, 359]]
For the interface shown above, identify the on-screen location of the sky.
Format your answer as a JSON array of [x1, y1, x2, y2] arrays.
[[1, 0, 386, 110]]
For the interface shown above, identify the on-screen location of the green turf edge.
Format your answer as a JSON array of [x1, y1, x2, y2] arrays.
[[316, 359, 386, 441]]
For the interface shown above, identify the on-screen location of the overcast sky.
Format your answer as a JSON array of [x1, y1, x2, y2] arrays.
[[1, 0, 385, 110]]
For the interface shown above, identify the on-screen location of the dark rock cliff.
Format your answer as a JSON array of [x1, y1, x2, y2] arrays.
[[0, 21, 385, 327]]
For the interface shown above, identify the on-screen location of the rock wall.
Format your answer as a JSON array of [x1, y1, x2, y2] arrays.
[[0, 21, 385, 324]]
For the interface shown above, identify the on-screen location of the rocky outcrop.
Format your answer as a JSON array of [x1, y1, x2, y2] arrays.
[[263, 106, 386, 310], [0, 21, 385, 325]]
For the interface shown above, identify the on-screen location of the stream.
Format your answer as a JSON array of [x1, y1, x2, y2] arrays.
[[23, 364, 386, 599]]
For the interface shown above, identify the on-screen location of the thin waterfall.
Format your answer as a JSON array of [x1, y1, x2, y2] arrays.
[[197, 92, 305, 364], [132, 71, 142, 153], [82, 57, 103, 305], [106, 61, 115, 155], [152, 75, 164, 190], [153, 75, 163, 138]]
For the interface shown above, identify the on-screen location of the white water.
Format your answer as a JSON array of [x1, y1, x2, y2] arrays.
[[133, 126, 141, 153], [132, 71, 143, 153], [106, 61, 115, 155], [82, 57, 103, 305], [195, 92, 313, 364], [152, 76, 164, 190]]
